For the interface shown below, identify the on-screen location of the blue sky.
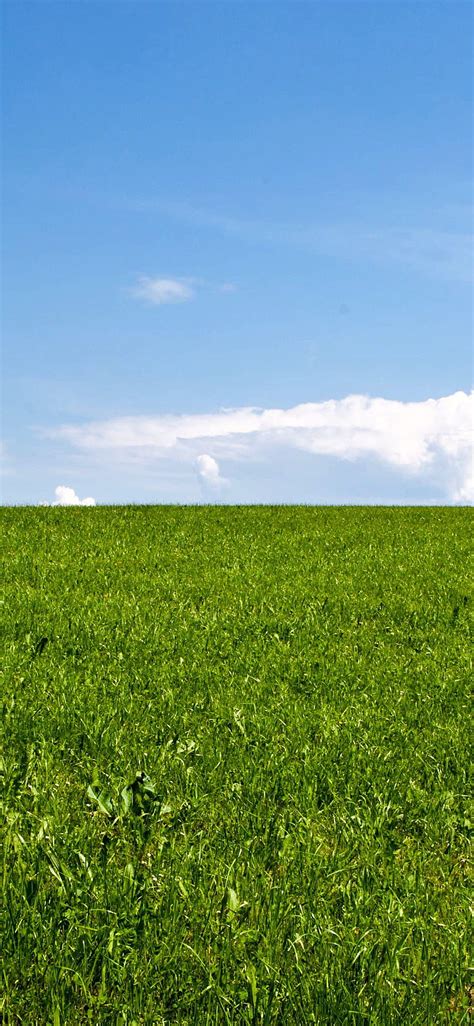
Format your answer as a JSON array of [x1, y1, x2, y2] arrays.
[[2, 1, 472, 505]]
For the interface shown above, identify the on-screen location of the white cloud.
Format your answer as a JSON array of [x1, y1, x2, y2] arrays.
[[130, 276, 195, 305], [196, 454, 226, 489], [453, 466, 474, 504], [130, 275, 237, 305], [51, 390, 473, 502], [44, 485, 97, 506]]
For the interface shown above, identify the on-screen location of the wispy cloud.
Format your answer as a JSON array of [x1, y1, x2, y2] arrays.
[[130, 199, 472, 283], [42, 485, 96, 506], [50, 390, 473, 503], [130, 276, 195, 306]]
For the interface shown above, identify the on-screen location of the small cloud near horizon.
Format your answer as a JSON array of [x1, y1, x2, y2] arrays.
[[196, 454, 227, 490], [42, 485, 96, 507]]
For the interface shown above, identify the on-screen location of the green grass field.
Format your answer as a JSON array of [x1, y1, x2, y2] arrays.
[[1, 506, 472, 1025]]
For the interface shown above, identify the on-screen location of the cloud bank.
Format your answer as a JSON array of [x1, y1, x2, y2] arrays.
[[52, 391, 473, 502]]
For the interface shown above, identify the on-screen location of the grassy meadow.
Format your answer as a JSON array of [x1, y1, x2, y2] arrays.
[[1, 506, 472, 1025]]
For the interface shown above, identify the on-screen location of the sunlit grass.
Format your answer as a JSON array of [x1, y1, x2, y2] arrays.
[[1, 506, 472, 1024]]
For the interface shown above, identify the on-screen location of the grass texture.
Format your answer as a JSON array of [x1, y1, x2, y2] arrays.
[[1, 506, 472, 1025]]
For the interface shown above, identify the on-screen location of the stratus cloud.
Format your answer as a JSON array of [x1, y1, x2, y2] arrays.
[[131, 276, 195, 305], [52, 390, 473, 502], [44, 485, 96, 507], [196, 454, 226, 489]]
